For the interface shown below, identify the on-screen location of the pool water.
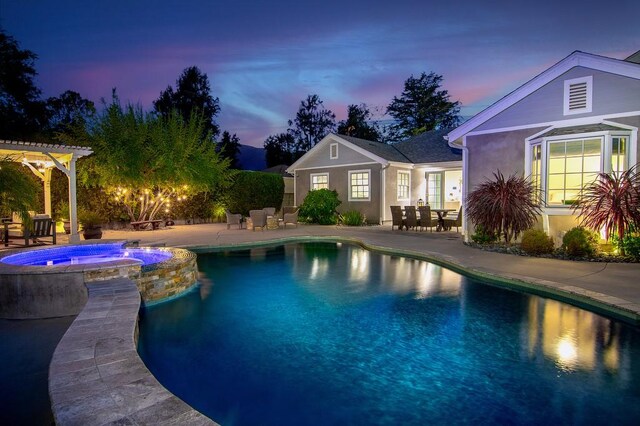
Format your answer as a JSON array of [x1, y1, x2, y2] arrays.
[[137, 243, 640, 425]]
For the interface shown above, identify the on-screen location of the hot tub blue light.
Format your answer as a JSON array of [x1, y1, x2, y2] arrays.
[[0, 243, 172, 267]]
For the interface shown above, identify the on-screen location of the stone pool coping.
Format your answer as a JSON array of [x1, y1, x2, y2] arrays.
[[188, 236, 640, 326], [49, 277, 215, 425]]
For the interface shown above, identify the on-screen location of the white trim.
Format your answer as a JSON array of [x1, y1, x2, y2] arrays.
[[563, 76, 592, 115], [447, 51, 640, 143], [329, 143, 338, 159], [293, 161, 379, 171], [348, 169, 371, 202], [388, 161, 414, 168], [397, 170, 411, 201], [287, 133, 388, 172], [451, 111, 640, 142], [413, 160, 463, 170], [309, 172, 329, 191]]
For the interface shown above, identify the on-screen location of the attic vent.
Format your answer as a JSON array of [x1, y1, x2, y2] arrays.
[[563, 76, 592, 115]]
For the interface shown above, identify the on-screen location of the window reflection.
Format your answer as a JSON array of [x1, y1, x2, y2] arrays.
[[527, 298, 620, 373]]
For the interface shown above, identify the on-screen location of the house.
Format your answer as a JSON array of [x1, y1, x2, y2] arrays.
[[447, 50, 640, 240], [286, 130, 462, 223]]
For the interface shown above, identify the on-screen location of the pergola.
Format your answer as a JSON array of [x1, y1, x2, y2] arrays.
[[0, 140, 93, 243]]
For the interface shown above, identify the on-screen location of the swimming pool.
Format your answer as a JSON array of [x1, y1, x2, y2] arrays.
[[138, 242, 640, 425]]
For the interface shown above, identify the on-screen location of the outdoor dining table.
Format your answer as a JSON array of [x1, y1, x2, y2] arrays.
[[430, 208, 457, 231]]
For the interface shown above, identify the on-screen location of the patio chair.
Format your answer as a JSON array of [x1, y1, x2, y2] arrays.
[[6, 216, 56, 247], [225, 209, 243, 229], [249, 209, 267, 231], [390, 206, 405, 230], [263, 207, 276, 217], [404, 206, 418, 231], [442, 206, 463, 232], [418, 206, 438, 232], [282, 208, 299, 228]]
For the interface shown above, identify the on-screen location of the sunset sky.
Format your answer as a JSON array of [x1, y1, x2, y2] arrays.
[[1, 1, 638, 146]]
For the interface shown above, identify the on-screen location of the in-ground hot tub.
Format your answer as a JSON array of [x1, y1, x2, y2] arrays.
[[0, 241, 198, 319]]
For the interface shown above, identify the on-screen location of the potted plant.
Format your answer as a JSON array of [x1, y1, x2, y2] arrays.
[[57, 202, 71, 234], [79, 211, 103, 240]]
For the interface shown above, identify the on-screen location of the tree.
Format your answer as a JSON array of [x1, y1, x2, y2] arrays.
[[288, 94, 336, 153], [0, 30, 47, 139], [153, 66, 220, 138], [45, 90, 95, 134], [61, 94, 232, 222], [387, 72, 461, 140], [217, 131, 241, 169], [573, 167, 640, 255], [337, 104, 381, 142], [0, 158, 40, 220], [264, 133, 296, 167]]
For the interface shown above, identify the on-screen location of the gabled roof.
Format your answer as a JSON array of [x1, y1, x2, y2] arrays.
[[338, 134, 411, 162], [447, 50, 640, 145], [262, 164, 293, 177], [394, 129, 461, 163]]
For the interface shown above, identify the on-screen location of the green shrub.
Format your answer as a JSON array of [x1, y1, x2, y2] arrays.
[[340, 210, 365, 226], [562, 226, 599, 257], [471, 225, 498, 244], [299, 189, 341, 225], [620, 234, 640, 258], [520, 229, 554, 255], [226, 171, 284, 216]]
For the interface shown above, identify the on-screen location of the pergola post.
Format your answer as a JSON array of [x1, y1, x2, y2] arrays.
[[67, 157, 80, 243], [44, 168, 52, 217]]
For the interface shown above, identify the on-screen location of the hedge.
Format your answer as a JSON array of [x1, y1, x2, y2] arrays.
[[227, 171, 284, 215]]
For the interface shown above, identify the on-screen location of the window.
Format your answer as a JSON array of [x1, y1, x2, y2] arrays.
[[330, 143, 338, 159], [397, 171, 410, 201], [612, 136, 627, 177], [530, 144, 542, 201], [349, 170, 370, 201], [426, 172, 443, 209], [547, 138, 601, 205], [310, 173, 329, 190], [563, 76, 592, 115]]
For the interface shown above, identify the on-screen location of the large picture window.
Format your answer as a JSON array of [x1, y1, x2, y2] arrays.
[[612, 136, 628, 177], [547, 138, 601, 205], [310, 173, 328, 190], [349, 170, 370, 201], [530, 144, 542, 201], [397, 171, 410, 201]]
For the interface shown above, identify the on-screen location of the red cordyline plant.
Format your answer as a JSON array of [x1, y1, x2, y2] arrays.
[[572, 166, 640, 255], [467, 171, 542, 244]]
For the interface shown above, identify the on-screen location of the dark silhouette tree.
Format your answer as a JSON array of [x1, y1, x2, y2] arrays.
[[45, 90, 95, 134], [264, 133, 296, 167], [337, 104, 381, 141], [0, 30, 48, 139], [288, 94, 336, 153], [387, 72, 460, 140], [153, 66, 220, 138], [217, 131, 241, 169]]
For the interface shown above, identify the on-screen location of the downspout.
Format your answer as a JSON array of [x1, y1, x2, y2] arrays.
[[380, 163, 389, 224]]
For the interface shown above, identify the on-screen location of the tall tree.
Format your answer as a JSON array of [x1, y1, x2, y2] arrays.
[[386, 72, 461, 140], [337, 104, 382, 142], [60, 94, 231, 222], [153, 66, 220, 138], [0, 30, 47, 139], [45, 90, 96, 134], [264, 133, 296, 167], [217, 131, 241, 169], [288, 94, 336, 153]]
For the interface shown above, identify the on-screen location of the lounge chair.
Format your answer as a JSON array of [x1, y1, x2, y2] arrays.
[[442, 206, 463, 232], [418, 206, 438, 232], [249, 209, 267, 231], [404, 206, 418, 231], [225, 209, 243, 229], [282, 209, 299, 228], [390, 206, 405, 230]]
